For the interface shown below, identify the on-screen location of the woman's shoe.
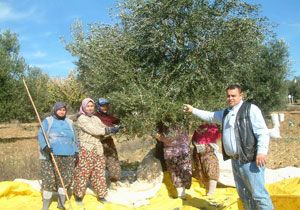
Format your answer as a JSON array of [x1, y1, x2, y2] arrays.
[[98, 197, 109, 204]]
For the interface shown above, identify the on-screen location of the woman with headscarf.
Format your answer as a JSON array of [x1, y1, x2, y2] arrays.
[[154, 118, 192, 199], [94, 98, 121, 186], [38, 102, 78, 210], [73, 98, 119, 207], [192, 123, 221, 196]]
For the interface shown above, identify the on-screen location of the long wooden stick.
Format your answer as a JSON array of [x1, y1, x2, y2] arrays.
[[23, 78, 73, 210]]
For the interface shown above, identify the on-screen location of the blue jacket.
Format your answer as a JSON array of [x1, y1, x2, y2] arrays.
[[38, 116, 78, 157]]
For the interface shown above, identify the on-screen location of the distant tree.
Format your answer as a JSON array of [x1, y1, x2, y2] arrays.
[[23, 67, 51, 120], [0, 30, 27, 122], [65, 0, 290, 134], [0, 30, 51, 122], [287, 77, 300, 102], [239, 40, 289, 113], [47, 71, 86, 113]]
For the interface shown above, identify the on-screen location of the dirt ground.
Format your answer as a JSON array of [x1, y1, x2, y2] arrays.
[[265, 105, 300, 168], [0, 108, 300, 181]]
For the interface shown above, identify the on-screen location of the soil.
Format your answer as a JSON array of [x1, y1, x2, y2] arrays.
[[265, 104, 300, 168], [1, 106, 300, 181]]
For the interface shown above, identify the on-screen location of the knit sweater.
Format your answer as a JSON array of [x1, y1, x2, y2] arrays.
[[76, 115, 107, 155]]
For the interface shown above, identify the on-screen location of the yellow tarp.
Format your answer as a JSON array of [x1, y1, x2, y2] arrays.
[[0, 174, 299, 210]]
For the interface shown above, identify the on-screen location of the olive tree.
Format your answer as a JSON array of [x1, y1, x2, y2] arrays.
[[65, 0, 289, 134]]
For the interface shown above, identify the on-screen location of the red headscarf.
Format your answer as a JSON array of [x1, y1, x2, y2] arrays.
[[192, 123, 221, 144]]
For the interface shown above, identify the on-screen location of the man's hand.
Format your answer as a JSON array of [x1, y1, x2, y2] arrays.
[[256, 154, 267, 167], [183, 104, 194, 113]]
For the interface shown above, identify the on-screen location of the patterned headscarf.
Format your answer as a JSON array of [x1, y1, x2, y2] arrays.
[[52, 102, 67, 120], [79, 98, 95, 116], [192, 123, 221, 144]]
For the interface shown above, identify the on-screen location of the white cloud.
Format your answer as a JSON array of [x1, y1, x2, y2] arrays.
[[32, 51, 47, 58], [32, 60, 73, 69], [22, 50, 47, 59], [30, 59, 75, 77], [43, 31, 54, 37], [287, 22, 300, 28], [0, 2, 37, 22], [281, 21, 300, 28]]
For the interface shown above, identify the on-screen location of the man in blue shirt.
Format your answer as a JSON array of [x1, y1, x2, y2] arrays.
[[184, 84, 273, 210]]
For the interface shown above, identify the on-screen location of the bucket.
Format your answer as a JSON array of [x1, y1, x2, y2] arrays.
[[279, 113, 285, 122], [271, 113, 280, 127]]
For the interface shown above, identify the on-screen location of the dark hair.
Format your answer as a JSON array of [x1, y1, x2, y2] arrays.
[[226, 84, 242, 92]]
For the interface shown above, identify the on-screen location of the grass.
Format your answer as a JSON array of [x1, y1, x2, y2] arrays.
[[0, 138, 40, 181], [0, 135, 154, 181], [1, 117, 300, 181]]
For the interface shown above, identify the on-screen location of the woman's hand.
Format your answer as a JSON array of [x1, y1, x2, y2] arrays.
[[155, 133, 162, 141], [156, 133, 173, 145]]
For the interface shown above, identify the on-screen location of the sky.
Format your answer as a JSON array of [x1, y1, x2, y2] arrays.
[[0, 0, 300, 78], [0, 0, 117, 77]]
